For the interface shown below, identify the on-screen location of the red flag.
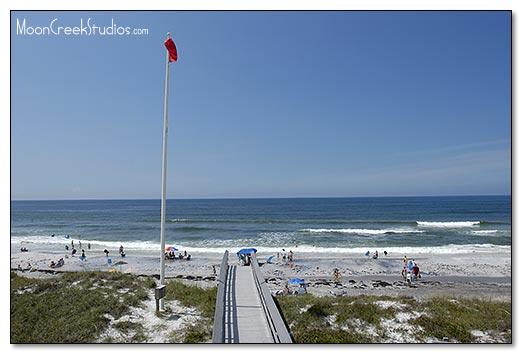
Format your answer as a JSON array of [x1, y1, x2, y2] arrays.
[[164, 37, 178, 62]]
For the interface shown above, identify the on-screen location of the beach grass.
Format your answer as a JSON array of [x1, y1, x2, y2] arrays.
[[410, 296, 512, 343], [10, 271, 155, 343], [11, 270, 510, 344], [165, 280, 216, 318], [11, 271, 218, 343], [275, 294, 511, 343], [164, 280, 217, 343]]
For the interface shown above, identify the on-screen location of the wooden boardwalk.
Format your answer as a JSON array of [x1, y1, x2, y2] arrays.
[[223, 265, 274, 343], [212, 251, 292, 344]]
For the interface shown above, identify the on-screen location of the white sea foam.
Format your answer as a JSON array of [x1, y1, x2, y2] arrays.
[[416, 221, 481, 227], [11, 235, 160, 252], [11, 233, 510, 257], [470, 230, 499, 235], [300, 228, 425, 235], [180, 244, 511, 255], [11, 234, 510, 256]]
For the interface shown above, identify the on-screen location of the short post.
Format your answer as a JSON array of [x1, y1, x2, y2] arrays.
[[155, 285, 166, 312]]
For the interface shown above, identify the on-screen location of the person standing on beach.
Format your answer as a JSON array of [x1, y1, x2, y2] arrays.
[[413, 263, 420, 280], [406, 271, 412, 287], [407, 258, 414, 271], [333, 268, 341, 280], [402, 266, 407, 281]]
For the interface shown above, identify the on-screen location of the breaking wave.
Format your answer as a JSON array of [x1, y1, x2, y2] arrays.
[[416, 221, 481, 228], [299, 228, 425, 235]]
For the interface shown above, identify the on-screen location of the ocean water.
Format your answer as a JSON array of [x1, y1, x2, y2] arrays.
[[10, 196, 511, 255]]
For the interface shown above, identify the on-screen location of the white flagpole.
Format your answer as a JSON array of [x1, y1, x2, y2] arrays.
[[159, 32, 171, 311]]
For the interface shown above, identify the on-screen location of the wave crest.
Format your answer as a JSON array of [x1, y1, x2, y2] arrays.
[[417, 221, 481, 227], [299, 228, 425, 235]]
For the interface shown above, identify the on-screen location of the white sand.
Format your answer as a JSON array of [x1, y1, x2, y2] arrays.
[[11, 245, 511, 301], [97, 288, 204, 343]]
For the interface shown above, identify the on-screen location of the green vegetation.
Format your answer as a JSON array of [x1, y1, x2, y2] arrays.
[[164, 280, 217, 343], [165, 280, 216, 318], [112, 321, 148, 342], [275, 294, 511, 343], [411, 296, 511, 343], [11, 272, 218, 344], [11, 271, 217, 343], [276, 294, 406, 343], [11, 271, 155, 343], [13, 270, 509, 344]]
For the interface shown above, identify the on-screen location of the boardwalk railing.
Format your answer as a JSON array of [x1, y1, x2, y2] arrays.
[[250, 252, 293, 343], [212, 250, 229, 343], [212, 250, 293, 343]]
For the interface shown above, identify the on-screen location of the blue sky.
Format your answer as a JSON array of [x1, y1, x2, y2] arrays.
[[10, 11, 511, 199]]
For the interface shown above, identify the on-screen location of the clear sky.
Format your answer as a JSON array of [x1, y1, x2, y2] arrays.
[[10, 11, 511, 200]]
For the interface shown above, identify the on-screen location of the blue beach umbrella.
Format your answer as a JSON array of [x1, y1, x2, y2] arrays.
[[237, 248, 257, 255], [267, 255, 275, 264], [288, 278, 305, 285]]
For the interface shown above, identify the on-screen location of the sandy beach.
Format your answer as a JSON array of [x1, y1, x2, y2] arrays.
[[10, 245, 511, 301], [10, 244, 512, 343]]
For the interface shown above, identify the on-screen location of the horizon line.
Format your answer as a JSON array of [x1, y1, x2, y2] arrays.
[[10, 194, 511, 202]]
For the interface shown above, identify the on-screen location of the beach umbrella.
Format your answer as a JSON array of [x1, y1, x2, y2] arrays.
[[267, 255, 275, 264], [288, 278, 305, 285], [237, 248, 257, 255], [165, 246, 178, 252]]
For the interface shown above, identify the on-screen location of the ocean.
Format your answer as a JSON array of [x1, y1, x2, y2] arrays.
[[10, 196, 511, 256]]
